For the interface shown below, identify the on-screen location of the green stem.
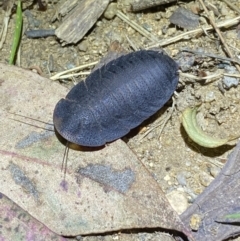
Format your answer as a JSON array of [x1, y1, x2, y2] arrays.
[[9, 0, 22, 65]]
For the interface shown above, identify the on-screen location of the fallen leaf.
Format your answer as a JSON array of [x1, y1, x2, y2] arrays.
[[0, 63, 191, 239], [181, 140, 240, 240], [181, 107, 235, 148], [215, 209, 240, 223], [0, 192, 67, 241]]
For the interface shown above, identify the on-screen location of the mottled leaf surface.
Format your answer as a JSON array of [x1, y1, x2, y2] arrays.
[[181, 141, 240, 241], [0, 63, 190, 238], [0, 192, 67, 241]]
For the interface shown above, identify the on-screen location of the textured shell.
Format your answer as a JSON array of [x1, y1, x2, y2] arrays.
[[53, 50, 179, 146]]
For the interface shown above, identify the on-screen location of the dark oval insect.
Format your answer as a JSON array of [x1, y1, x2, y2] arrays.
[[53, 50, 179, 146]]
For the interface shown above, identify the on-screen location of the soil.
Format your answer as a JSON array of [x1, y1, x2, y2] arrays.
[[1, 0, 240, 240]]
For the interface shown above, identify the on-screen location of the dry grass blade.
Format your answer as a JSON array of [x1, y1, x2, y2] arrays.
[[220, 0, 240, 14], [116, 10, 158, 42], [0, 0, 15, 49], [50, 61, 97, 80], [181, 48, 240, 65], [198, 0, 240, 73]]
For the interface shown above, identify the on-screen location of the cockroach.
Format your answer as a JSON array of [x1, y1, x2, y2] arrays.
[[53, 50, 179, 147]]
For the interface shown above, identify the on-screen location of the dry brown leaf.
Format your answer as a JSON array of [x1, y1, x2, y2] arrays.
[[0, 193, 67, 240], [0, 63, 191, 239]]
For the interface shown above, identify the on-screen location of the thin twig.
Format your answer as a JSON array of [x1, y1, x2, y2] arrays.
[[181, 48, 240, 65], [220, 0, 240, 14], [180, 71, 223, 82], [125, 35, 138, 51], [147, 16, 240, 48], [56, 71, 91, 80], [0, 1, 14, 49], [116, 10, 158, 42], [198, 0, 240, 73], [180, 71, 240, 83], [224, 73, 240, 78], [138, 118, 164, 140], [50, 61, 98, 80], [138, 97, 176, 141], [158, 97, 176, 140]]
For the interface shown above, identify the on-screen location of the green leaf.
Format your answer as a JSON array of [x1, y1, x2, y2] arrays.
[[182, 107, 236, 148], [221, 213, 240, 221], [9, 0, 22, 65], [216, 212, 240, 223]]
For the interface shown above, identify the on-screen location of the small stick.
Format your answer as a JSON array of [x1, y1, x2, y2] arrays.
[[181, 48, 240, 65], [139, 97, 176, 141], [180, 71, 223, 83], [50, 61, 98, 80], [224, 73, 240, 78], [116, 10, 158, 42], [198, 0, 240, 73], [56, 71, 91, 80], [125, 35, 138, 51], [158, 97, 176, 140], [147, 16, 240, 48], [0, 0, 14, 49], [180, 71, 240, 82], [220, 0, 240, 14]]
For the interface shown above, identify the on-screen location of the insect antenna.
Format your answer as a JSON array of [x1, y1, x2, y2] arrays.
[[9, 112, 70, 179], [62, 141, 69, 180], [8, 112, 54, 132]]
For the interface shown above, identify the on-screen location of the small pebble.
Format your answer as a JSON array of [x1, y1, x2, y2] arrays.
[[164, 174, 171, 181], [189, 213, 202, 231], [104, 3, 117, 20], [142, 23, 152, 32], [175, 52, 195, 72], [105, 31, 123, 44], [148, 162, 153, 167], [199, 171, 214, 187], [210, 166, 221, 178], [66, 63, 75, 69], [166, 190, 188, 214], [78, 40, 89, 52], [223, 76, 239, 89], [223, 66, 239, 89], [185, 161, 191, 167], [166, 28, 177, 36], [204, 91, 215, 102], [177, 173, 187, 186], [155, 12, 162, 21]]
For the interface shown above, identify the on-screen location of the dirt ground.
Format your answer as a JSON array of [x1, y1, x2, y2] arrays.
[[1, 0, 240, 240]]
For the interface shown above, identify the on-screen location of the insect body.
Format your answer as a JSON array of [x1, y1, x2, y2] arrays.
[[53, 50, 179, 146]]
